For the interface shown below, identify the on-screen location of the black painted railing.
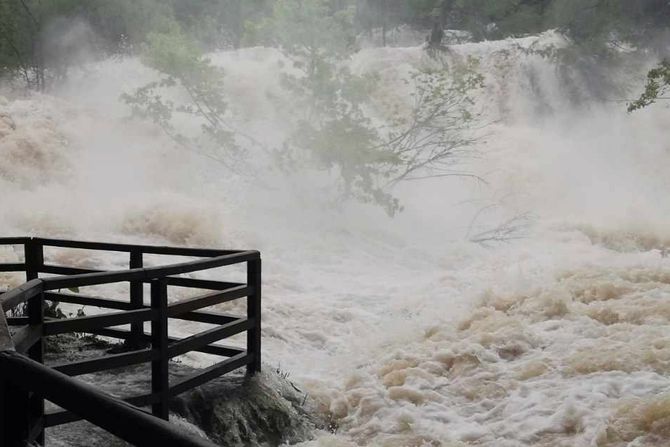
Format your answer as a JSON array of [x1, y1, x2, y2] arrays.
[[0, 237, 262, 446]]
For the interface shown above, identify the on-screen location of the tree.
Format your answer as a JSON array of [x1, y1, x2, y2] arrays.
[[0, 0, 45, 89], [355, 0, 411, 45], [628, 60, 670, 112], [246, 0, 482, 215], [0, 0, 278, 89], [0, 0, 173, 88], [122, 24, 245, 174], [170, 0, 275, 49]]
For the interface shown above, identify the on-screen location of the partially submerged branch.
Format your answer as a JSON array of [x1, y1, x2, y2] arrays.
[[628, 60, 670, 112], [468, 210, 533, 246]]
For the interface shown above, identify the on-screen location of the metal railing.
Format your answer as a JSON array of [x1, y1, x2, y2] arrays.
[[0, 237, 262, 446]]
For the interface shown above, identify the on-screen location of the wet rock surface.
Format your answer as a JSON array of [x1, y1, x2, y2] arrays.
[[43, 335, 317, 446]]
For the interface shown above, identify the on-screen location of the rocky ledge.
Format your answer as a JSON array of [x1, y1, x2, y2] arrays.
[[42, 335, 317, 446]]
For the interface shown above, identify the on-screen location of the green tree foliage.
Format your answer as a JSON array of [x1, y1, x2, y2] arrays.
[[357, 0, 670, 46], [78, 0, 175, 50], [122, 25, 245, 173], [246, 0, 482, 214], [124, 0, 482, 215], [0, 0, 46, 88], [0, 0, 274, 89], [628, 60, 670, 112], [0, 0, 176, 88], [171, 0, 274, 49], [3, 0, 669, 90]]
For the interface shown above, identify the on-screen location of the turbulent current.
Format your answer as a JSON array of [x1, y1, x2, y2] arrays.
[[2, 31, 670, 446]]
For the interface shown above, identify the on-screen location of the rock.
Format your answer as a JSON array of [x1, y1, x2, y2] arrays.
[[172, 370, 316, 446], [40, 335, 316, 446]]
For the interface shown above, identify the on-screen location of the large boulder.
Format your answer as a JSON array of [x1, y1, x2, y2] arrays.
[[43, 335, 317, 446]]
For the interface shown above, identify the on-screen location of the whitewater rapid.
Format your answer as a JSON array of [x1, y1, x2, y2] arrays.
[[2, 31, 670, 446]]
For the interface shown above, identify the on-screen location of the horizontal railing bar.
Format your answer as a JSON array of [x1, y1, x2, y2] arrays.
[[44, 407, 82, 427], [45, 390, 161, 428], [46, 289, 239, 324], [169, 353, 251, 397], [45, 390, 160, 427], [167, 285, 251, 317], [142, 251, 259, 278], [44, 309, 155, 336], [42, 268, 246, 292], [0, 263, 26, 272], [51, 348, 155, 376], [13, 324, 41, 353], [176, 310, 240, 325], [41, 251, 259, 290], [44, 394, 160, 428], [45, 292, 135, 311], [1, 278, 44, 311], [90, 327, 245, 357], [0, 237, 29, 245], [46, 292, 242, 326], [42, 269, 145, 290], [41, 264, 103, 275], [7, 316, 29, 325], [42, 266, 245, 293], [37, 237, 243, 257], [193, 344, 246, 358], [165, 277, 244, 291], [0, 351, 216, 446], [167, 318, 251, 359]]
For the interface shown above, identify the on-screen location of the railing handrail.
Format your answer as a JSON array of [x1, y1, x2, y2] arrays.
[[41, 250, 259, 290], [0, 237, 30, 246], [0, 278, 44, 312], [0, 350, 216, 447], [0, 236, 243, 256], [0, 237, 259, 312]]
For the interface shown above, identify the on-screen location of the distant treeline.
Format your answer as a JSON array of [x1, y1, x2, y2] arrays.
[[0, 0, 274, 88], [360, 0, 670, 43], [1, 0, 669, 89]]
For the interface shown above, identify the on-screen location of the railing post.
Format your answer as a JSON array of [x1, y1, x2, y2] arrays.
[[0, 311, 19, 446], [0, 359, 25, 446], [150, 278, 169, 420], [24, 238, 43, 282], [1, 375, 26, 446], [25, 239, 44, 444], [0, 368, 7, 445], [128, 250, 145, 350], [27, 292, 45, 444], [246, 257, 261, 375]]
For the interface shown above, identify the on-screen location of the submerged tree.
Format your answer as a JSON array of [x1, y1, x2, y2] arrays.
[[124, 0, 482, 215], [121, 24, 246, 174], [627, 60, 670, 112], [245, 0, 482, 215]]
